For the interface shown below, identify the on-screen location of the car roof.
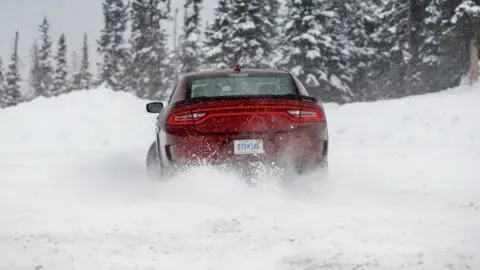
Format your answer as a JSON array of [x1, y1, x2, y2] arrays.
[[184, 68, 291, 78]]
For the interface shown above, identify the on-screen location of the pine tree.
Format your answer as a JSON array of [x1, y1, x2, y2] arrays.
[[38, 16, 54, 97], [52, 33, 69, 96], [327, 0, 382, 101], [226, 0, 275, 68], [180, 0, 203, 73], [267, 0, 280, 19], [79, 34, 93, 89], [267, 0, 282, 66], [128, 0, 150, 93], [72, 34, 93, 90], [4, 31, 22, 107], [128, 0, 171, 98], [364, 1, 411, 99], [0, 57, 5, 108], [97, 0, 129, 90], [279, 0, 354, 103], [71, 50, 81, 90], [266, 0, 281, 50], [29, 41, 42, 100], [203, 0, 232, 69], [279, 0, 319, 84], [418, 0, 479, 93]]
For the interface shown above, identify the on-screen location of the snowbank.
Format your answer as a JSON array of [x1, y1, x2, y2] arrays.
[[328, 85, 480, 147], [1, 84, 478, 152], [0, 88, 156, 152]]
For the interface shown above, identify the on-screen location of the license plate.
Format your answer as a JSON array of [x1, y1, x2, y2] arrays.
[[234, 139, 264, 155]]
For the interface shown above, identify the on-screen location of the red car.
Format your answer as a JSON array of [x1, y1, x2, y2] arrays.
[[145, 66, 329, 179]]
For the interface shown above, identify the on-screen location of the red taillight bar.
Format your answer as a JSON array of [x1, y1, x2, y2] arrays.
[[287, 109, 324, 122], [168, 112, 206, 125], [167, 107, 325, 125]]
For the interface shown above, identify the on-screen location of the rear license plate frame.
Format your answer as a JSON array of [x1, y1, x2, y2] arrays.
[[234, 139, 265, 155]]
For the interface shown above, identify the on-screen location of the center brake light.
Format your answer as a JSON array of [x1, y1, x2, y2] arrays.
[[233, 64, 241, 72]]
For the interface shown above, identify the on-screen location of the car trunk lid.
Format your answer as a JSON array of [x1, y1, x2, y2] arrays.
[[189, 97, 304, 135]]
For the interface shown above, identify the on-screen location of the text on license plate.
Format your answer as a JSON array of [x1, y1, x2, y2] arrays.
[[234, 139, 264, 155]]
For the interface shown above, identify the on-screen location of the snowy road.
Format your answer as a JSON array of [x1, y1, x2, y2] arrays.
[[1, 87, 479, 269]]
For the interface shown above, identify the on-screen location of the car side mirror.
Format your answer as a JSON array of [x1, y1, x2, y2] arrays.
[[146, 102, 163, 113]]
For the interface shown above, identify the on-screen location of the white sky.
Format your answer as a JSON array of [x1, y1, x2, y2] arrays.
[[0, 0, 215, 77]]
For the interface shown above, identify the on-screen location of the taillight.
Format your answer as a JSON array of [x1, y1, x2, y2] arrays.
[[168, 112, 206, 125], [287, 109, 324, 122]]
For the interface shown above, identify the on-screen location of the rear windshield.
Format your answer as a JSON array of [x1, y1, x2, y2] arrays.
[[188, 74, 297, 98]]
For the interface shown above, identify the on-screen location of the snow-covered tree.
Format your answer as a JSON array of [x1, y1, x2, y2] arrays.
[[4, 31, 22, 107], [97, 0, 129, 90], [71, 50, 81, 90], [128, 0, 171, 99], [38, 16, 54, 97], [279, 0, 354, 103], [78, 34, 93, 89], [180, 0, 203, 73], [362, 0, 411, 99], [203, 0, 233, 69], [226, 0, 275, 68], [52, 33, 69, 96], [327, 0, 381, 101], [127, 0, 150, 93], [29, 41, 42, 99], [279, 0, 321, 87], [417, 0, 480, 94], [0, 57, 5, 108], [266, 0, 281, 51], [267, 0, 281, 20]]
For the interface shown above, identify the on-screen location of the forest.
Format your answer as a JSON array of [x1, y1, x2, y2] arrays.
[[1, 0, 480, 108]]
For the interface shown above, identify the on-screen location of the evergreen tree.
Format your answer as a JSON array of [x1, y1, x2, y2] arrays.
[[418, 0, 479, 93], [365, 0, 411, 99], [128, 0, 150, 93], [328, 0, 382, 101], [203, 0, 233, 69], [266, 0, 281, 49], [29, 41, 42, 100], [79, 34, 93, 89], [267, 0, 281, 18], [52, 33, 69, 96], [128, 0, 171, 98], [279, 0, 354, 103], [226, 0, 275, 68], [38, 16, 54, 97], [361, 0, 477, 100], [180, 0, 203, 73], [279, 0, 319, 86], [4, 32, 22, 107], [71, 50, 81, 90], [97, 0, 129, 90], [0, 57, 5, 108]]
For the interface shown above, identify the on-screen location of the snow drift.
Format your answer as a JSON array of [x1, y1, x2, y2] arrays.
[[0, 88, 155, 152], [0, 85, 479, 269]]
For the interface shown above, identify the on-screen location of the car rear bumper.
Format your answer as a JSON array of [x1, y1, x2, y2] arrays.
[[164, 124, 327, 169]]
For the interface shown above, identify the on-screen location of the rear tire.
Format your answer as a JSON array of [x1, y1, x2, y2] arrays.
[[146, 141, 163, 181]]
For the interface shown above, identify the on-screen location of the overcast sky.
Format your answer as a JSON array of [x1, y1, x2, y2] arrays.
[[0, 0, 215, 77]]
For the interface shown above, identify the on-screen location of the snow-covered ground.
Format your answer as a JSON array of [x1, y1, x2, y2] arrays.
[[0, 85, 479, 269]]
